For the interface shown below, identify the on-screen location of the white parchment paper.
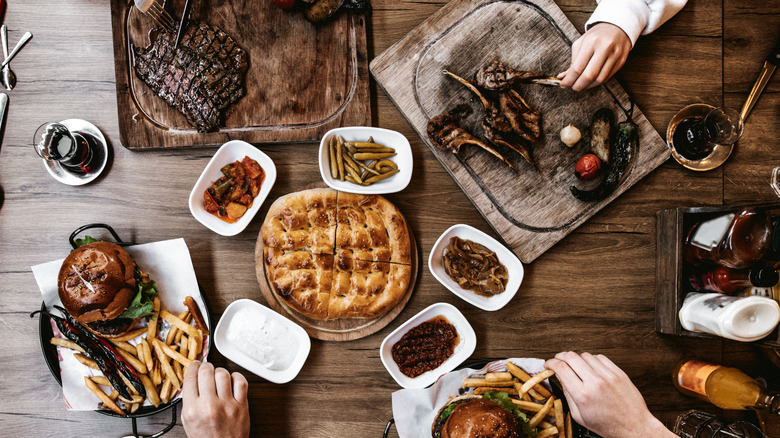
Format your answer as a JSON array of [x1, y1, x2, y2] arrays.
[[391, 358, 547, 437], [31, 238, 210, 411]]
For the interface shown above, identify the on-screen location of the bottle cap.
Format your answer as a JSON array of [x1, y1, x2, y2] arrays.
[[750, 268, 779, 288], [723, 297, 780, 342]]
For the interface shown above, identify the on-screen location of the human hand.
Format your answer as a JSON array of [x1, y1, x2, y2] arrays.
[[544, 352, 675, 438], [558, 22, 632, 91], [182, 361, 250, 438]]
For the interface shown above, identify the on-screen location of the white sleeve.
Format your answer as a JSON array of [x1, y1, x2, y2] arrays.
[[585, 0, 688, 47]]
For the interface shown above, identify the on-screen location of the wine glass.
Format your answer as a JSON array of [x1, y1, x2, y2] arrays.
[[33, 122, 95, 174], [667, 105, 744, 171]]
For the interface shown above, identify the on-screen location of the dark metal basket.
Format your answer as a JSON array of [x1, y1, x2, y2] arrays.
[[37, 223, 213, 438]]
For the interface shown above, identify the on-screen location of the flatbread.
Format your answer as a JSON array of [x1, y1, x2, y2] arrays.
[[262, 188, 412, 320]]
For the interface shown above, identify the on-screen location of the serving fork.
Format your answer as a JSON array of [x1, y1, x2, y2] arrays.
[[134, 0, 176, 32]]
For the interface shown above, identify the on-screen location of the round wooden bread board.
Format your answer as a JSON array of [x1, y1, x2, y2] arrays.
[[254, 225, 419, 342]]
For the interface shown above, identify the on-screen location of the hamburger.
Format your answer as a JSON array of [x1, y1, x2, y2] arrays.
[[432, 393, 536, 438], [57, 240, 158, 338]]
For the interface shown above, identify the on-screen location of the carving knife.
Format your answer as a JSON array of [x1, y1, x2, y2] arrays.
[[740, 37, 779, 122], [174, 0, 193, 49]]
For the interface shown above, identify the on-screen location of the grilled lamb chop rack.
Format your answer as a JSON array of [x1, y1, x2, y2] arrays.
[[427, 113, 516, 172], [475, 59, 561, 90], [443, 70, 539, 173]]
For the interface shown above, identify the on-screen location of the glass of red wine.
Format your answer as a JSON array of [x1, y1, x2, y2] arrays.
[[667, 105, 744, 170], [33, 122, 96, 175]]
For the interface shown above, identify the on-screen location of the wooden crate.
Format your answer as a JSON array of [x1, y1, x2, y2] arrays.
[[655, 202, 780, 348]]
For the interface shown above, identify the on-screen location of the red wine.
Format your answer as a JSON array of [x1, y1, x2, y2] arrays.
[[673, 116, 716, 160]]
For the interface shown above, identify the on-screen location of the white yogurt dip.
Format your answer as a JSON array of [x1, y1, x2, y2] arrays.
[[226, 306, 299, 371]]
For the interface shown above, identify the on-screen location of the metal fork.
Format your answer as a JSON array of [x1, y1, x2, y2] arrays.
[[134, 0, 176, 32]]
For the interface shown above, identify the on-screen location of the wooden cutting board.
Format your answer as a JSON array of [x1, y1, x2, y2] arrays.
[[370, 0, 670, 264], [110, 0, 370, 149]]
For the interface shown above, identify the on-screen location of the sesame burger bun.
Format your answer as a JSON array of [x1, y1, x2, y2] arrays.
[[432, 395, 519, 438], [57, 241, 138, 338]]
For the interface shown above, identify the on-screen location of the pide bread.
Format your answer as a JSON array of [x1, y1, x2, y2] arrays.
[[262, 188, 412, 320]]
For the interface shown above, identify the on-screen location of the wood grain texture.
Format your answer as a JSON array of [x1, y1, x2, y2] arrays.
[[111, 0, 371, 149], [0, 0, 778, 436], [370, 0, 670, 264]]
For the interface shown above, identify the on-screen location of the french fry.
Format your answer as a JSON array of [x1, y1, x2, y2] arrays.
[[117, 394, 144, 404], [566, 413, 573, 438], [109, 389, 119, 401], [474, 387, 518, 396], [160, 377, 173, 405], [111, 327, 148, 342], [159, 340, 193, 368], [539, 420, 554, 429], [147, 297, 161, 339], [537, 426, 559, 438], [153, 339, 181, 392], [188, 331, 202, 361], [91, 376, 112, 387], [74, 353, 100, 371], [50, 337, 85, 353], [508, 361, 552, 398], [117, 348, 148, 375], [111, 340, 139, 356], [159, 309, 192, 345], [554, 399, 565, 438], [485, 372, 513, 382], [461, 378, 515, 388], [175, 313, 192, 344], [529, 397, 555, 428], [129, 402, 140, 414], [151, 361, 162, 387], [84, 377, 125, 415], [136, 343, 145, 366], [180, 337, 189, 359], [510, 399, 545, 412], [174, 360, 184, 382], [184, 296, 210, 335], [142, 338, 154, 372], [514, 382, 543, 401], [519, 370, 555, 398], [162, 309, 196, 342], [140, 374, 160, 408]]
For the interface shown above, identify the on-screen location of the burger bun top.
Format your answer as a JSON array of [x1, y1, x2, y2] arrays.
[[57, 241, 137, 325]]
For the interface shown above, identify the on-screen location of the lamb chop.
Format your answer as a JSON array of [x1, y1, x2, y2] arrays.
[[443, 70, 539, 173], [499, 89, 541, 146], [475, 59, 560, 90], [427, 113, 516, 172]]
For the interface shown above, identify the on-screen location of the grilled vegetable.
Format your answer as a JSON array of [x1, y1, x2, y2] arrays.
[[560, 123, 581, 147], [574, 154, 602, 180], [305, 0, 345, 22], [589, 108, 614, 163], [570, 117, 637, 202]]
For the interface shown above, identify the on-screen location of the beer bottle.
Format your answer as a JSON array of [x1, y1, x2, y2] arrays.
[[673, 359, 780, 412]]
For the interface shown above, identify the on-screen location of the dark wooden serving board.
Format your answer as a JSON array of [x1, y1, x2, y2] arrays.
[[110, 0, 370, 149], [370, 0, 670, 264]]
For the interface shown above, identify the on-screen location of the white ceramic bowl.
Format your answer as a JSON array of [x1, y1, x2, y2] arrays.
[[380, 302, 476, 389], [428, 224, 524, 311], [189, 140, 277, 236], [214, 299, 311, 384], [318, 126, 412, 194]]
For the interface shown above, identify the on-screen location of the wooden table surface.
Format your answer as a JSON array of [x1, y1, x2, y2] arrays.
[[1, 0, 778, 437]]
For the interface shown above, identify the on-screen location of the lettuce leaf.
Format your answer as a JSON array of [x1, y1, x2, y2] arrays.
[[482, 391, 538, 437], [119, 278, 158, 319], [74, 235, 98, 248]]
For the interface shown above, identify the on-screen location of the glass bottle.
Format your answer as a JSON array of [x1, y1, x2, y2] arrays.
[[687, 266, 779, 294], [672, 359, 780, 412], [684, 208, 772, 269]]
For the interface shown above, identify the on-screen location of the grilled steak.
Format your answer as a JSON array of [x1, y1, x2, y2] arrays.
[[133, 21, 249, 132]]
